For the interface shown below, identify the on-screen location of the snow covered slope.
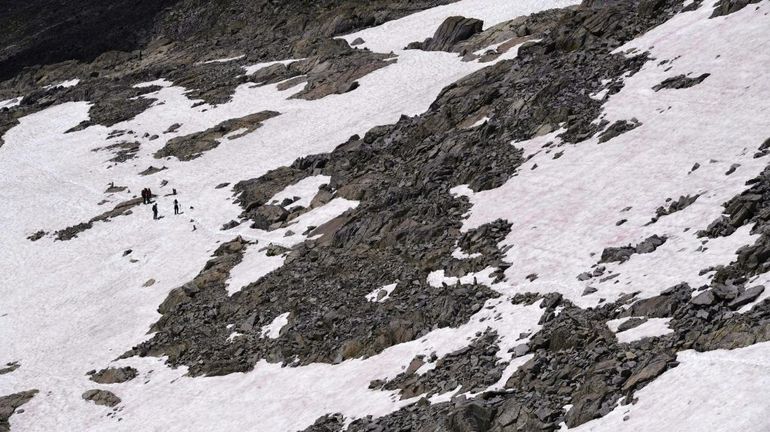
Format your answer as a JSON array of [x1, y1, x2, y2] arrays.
[[1, 0, 770, 431]]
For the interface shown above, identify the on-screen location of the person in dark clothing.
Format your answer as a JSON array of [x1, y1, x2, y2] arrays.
[[141, 188, 148, 204], [152, 203, 158, 220], [173, 199, 179, 215], [147, 188, 152, 203]]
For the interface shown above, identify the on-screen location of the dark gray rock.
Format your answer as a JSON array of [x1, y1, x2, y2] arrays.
[[711, 0, 761, 17], [728, 285, 765, 309], [648, 194, 700, 224], [408, 16, 484, 52], [0, 390, 37, 432], [598, 119, 641, 143], [154, 111, 279, 161], [691, 290, 717, 306], [0, 362, 19, 375], [652, 73, 710, 91], [600, 235, 667, 263], [52, 197, 143, 241], [81, 389, 121, 408], [88, 366, 138, 384], [617, 316, 647, 332], [447, 403, 493, 432]]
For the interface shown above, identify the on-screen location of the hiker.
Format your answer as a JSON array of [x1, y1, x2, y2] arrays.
[[141, 188, 148, 204], [147, 188, 153, 203], [173, 199, 180, 215], [152, 203, 158, 220], [172, 188, 177, 195]]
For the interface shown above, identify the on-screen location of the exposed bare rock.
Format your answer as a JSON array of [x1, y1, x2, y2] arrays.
[[407, 16, 484, 52], [88, 366, 138, 384], [53, 197, 143, 241], [0, 390, 38, 432], [653, 73, 710, 91], [81, 389, 121, 408], [154, 111, 279, 161]]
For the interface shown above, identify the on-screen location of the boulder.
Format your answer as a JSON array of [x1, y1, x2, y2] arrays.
[[82, 389, 121, 407], [410, 16, 484, 52]]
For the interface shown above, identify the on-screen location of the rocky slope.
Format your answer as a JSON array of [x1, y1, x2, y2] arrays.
[[1, 0, 770, 431]]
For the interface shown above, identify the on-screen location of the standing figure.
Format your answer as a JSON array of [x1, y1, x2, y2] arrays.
[[173, 199, 180, 215], [152, 203, 158, 220]]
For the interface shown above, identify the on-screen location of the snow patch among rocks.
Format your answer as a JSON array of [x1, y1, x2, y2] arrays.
[[607, 317, 673, 343], [43, 79, 80, 90], [0, 96, 23, 109], [365, 283, 398, 302], [268, 175, 330, 209], [260, 312, 290, 339], [200, 55, 246, 65]]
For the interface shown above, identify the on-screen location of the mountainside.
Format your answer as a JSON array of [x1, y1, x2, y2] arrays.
[[1, 0, 769, 431]]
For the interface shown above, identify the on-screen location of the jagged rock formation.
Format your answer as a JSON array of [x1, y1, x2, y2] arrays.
[[0, 390, 37, 432], [407, 16, 485, 51]]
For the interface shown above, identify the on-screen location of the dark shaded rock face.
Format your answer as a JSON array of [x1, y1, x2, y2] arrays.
[[0, 0, 178, 80], [0, 0, 454, 81], [0, 390, 37, 432], [408, 16, 485, 52]]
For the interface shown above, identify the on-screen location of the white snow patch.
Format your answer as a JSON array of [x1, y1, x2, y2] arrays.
[[473, 37, 516, 56], [199, 55, 246, 65], [467, 116, 490, 129], [134, 78, 173, 88], [451, 247, 482, 259], [260, 312, 290, 339], [268, 175, 330, 209], [0, 96, 23, 110], [243, 59, 303, 76], [44, 79, 80, 90], [226, 331, 243, 342], [590, 88, 610, 100], [365, 283, 398, 302], [606, 317, 673, 343], [426, 267, 497, 288]]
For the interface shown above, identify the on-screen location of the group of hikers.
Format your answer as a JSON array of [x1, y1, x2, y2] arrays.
[[140, 187, 180, 220]]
